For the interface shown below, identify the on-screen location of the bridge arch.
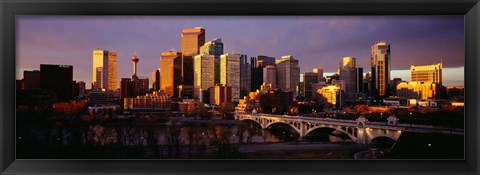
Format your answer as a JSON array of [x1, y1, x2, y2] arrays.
[[237, 118, 263, 128], [265, 121, 302, 135], [369, 136, 397, 148], [369, 135, 398, 143], [305, 125, 357, 142]]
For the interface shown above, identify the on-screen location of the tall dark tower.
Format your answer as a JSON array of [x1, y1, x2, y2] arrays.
[[40, 64, 73, 102]]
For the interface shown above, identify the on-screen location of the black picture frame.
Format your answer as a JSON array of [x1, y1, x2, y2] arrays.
[[1, 0, 479, 174]]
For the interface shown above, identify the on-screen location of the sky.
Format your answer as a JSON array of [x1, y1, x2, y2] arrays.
[[16, 16, 465, 88]]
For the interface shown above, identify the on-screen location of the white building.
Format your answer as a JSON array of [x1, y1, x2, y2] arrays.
[[194, 54, 215, 99], [220, 53, 241, 101]]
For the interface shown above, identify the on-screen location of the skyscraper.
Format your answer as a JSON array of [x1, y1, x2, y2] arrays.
[[181, 27, 205, 56], [92, 49, 117, 91], [200, 38, 224, 84], [182, 27, 205, 85], [312, 68, 324, 81], [40, 64, 73, 102], [194, 54, 215, 99], [276, 55, 300, 94], [240, 55, 251, 98], [339, 57, 363, 97], [250, 57, 264, 92], [263, 65, 276, 89], [152, 69, 161, 91], [257, 55, 275, 66], [303, 72, 319, 100], [371, 42, 391, 98], [120, 78, 137, 108], [160, 51, 182, 97], [220, 53, 241, 101]]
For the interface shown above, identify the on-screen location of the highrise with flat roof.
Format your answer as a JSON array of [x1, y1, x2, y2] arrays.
[[182, 27, 206, 85], [263, 65, 277, 89], [276, 55, 300, 94], [92, 49, 117, 91], [339, 57, 363, 97], [194, 54, 215, 99], [160, 51, 182, 97], [200, 38, 224, 84], [220, 53, 241, 101], [152, 69, 161, 91], [40, 64, 73, 102]]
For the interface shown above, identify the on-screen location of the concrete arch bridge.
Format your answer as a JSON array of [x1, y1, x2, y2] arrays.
[[234, 113, 464, 144]]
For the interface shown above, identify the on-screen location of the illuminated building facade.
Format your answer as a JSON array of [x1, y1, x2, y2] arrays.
[[396, 81, 438, 100], [317, 85, 343, 109], [209, 85, 232, 105], [411, 63, 442, 84], [276, 55, 300, 94], [194, 54, 215, 99], [92, 49, 117, 91], [220, 53, 241, 101], [396, 63, 443, 100], [124, 91, 172, 114], [338, 57, 363, 101], [182, 27, 206, 85], [200, 38, 224, 84], [160, 51, 182, 97], [371, 42, 390, 97]]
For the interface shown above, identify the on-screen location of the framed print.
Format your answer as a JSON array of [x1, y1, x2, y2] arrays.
[[1, 0, 479, 174]]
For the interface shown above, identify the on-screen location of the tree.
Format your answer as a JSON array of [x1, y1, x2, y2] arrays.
[[235, 121, 247, 144], [185, 122, 202, 158], [166, 119, 181, 158], [219, 102, 235, 116], [246, 123, 260, 144]]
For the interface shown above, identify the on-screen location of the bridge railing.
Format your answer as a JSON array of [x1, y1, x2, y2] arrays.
[[236, 113, 464, 135]]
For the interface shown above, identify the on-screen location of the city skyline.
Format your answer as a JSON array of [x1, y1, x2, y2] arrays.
[[17, 16, 465, 87]]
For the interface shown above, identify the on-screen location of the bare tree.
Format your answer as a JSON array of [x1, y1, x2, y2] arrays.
[[166, 119, 181, 158], [235, 121, 247, 144]]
